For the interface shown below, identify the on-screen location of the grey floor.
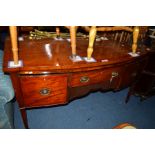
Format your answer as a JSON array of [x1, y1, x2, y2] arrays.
[[14, 88, 155, 129]]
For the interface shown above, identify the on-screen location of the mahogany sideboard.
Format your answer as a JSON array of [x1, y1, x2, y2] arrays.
[[3, 37, 149, 128]]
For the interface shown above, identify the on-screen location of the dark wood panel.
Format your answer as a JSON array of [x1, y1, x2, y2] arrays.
[[133, 51, 155, 99], [10, 73, 25, 107], [119, 63, 140, 88], [143, 51, 155, 73]]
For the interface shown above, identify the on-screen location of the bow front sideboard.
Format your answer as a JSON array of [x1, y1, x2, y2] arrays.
[[3, 27, 149, 128]]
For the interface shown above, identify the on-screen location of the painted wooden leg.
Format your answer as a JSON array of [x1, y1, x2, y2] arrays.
[[9, 26, 19, 65], [132, 26, 139, 54], [87, 26, 97, 60], [70, 26, 77, 58], [20, 108, 29, 129], [56, 27, 60, 38]]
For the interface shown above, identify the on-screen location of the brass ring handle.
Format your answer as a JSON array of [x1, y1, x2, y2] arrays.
[[39, 88, 51, 96], [80, 76, 90, 83]]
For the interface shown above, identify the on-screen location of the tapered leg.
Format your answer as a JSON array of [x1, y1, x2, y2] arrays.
[[125, 85, 134, 103], [20, 108, 29, 129], [125, 89, 132, 103]]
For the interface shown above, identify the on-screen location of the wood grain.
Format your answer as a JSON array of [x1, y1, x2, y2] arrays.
[[20, 74, 68, 107], [3, 38, 148, 73]]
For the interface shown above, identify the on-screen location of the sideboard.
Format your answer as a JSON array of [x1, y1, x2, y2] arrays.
[[3, 37, 149, 128]]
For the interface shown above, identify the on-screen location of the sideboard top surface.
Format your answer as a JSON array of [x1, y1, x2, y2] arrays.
[[3, 37, 148, 73]]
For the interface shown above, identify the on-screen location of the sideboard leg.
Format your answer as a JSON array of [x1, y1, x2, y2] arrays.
[[125, 90, 131, 103], [20, 108, 29, 129], [125, 84, 135, 103], [125, 86, 134, 103]]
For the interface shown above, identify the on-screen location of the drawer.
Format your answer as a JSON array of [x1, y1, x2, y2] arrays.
[[70, 70, 104, 87], [20, 74, 68, 107], [70, 68, 121, 88]]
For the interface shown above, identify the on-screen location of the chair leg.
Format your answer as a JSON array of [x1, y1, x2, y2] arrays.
[[87, 26, 97, 60]]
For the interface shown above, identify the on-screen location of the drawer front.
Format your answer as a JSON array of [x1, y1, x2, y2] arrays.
[[70, 68, 121, 88], [20, 74, 68, 107], [70, 70, 104, 87]]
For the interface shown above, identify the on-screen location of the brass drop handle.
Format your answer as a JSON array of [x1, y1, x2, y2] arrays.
[[80, 76, 90, 83], [110, 72, 119, 83], [40, 88, 51, 96]]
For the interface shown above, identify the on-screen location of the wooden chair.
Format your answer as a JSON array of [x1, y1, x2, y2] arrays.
[[67, 26, 140, 60], [9, 26, 140, 65]]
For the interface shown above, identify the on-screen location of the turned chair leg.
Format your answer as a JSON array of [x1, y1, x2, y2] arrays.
[[132, 26, 139, 54], [69, 26, 77, 58], [9, 26, 19, 65], [87, 26, 97, 60]]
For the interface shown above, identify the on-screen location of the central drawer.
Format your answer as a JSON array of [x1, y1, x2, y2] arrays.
[[20, 74, 68, 107], [70, 68, 121, 88], [70, 70, 104, 87]]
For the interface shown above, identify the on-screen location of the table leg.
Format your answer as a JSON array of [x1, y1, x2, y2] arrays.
[[20, 108, 29, 129]]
